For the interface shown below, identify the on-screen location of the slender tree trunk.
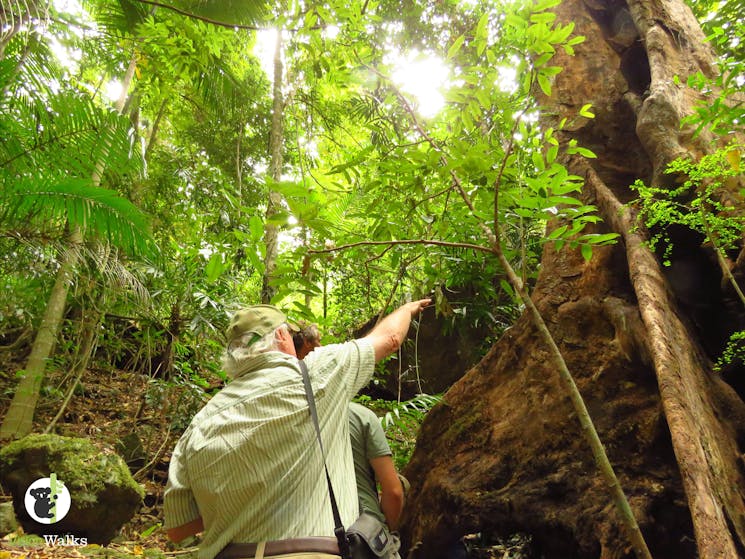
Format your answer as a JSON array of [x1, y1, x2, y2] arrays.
[[0, 231, 80, 440], [235, 119, 245, 227], [43, 292, 104, 434], [262, 29, 284, 304], [144, 99, 167, 164], [590, 165, 745, 557], [0, 51, 138, 440]]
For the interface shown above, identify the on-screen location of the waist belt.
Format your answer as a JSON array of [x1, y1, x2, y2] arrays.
[[216, 536, 340, 559]]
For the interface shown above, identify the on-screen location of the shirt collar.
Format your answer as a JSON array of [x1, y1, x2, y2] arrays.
[[232, 350, 298, 378]]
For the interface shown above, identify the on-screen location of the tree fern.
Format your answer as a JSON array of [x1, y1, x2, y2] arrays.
[[380, 392, 442, 431]]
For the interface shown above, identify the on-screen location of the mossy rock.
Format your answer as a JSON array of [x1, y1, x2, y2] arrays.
[[0, 500, 18, 536], [0, 433, 144, 544]]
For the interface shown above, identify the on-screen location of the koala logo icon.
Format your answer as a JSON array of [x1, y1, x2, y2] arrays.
[[24, 476, 71, 524], [29, 486, 56, 519]]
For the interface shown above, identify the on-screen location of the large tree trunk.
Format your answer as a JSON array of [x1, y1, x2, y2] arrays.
[[401, 0, 745, 557]]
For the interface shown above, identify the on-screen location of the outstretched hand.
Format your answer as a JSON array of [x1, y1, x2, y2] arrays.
[[403, 298, 431, 317]]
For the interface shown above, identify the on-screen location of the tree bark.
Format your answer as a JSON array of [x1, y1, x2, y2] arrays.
[[0, 232, 80, 440], [589, 162, 745, 557], [401, 0, 745, 556], [546, 0, 745, 555], [262, 29, 284, 304]]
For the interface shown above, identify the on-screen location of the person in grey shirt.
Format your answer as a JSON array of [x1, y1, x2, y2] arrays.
[[295, 325, 405, 558], [348, 401, 404, 558]]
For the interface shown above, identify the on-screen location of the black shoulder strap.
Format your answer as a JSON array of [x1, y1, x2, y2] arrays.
[[298, 360, 350, 558]]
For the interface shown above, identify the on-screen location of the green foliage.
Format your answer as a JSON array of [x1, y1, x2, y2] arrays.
[[716, 330, 745, 372], [631, 144, 745, 265], [169, 0, 270, 26], [683, 0, 744, 136], [0, 179, 157, 259], [357, 393, 442, 470], [0, 0, 611, 427]]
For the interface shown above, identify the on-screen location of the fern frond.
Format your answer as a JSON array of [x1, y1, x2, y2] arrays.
[[381, 393, 442, 431]]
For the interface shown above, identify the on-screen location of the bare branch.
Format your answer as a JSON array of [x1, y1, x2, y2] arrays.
[[307, 239, 496, 255]]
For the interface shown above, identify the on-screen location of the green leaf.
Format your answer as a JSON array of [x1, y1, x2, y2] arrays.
[[548, 22, 575, 44], [504, 13, 528, 30], [541, 66, 563, 77], [534, 52, 553, 67], [205, 252, 225, 282], [576, 147, 597, 158], [581, 244, 593, 261], [475, 13, 489, 55], [547, 224, 568, 239], [546, 144, 558, 164], [530, 13, 556, 24], [579, 103, 595, 118], [583, 232, 620, 244], [537, 73, 552, 96], [534, 0, 562, 11], [531, 150, 545, 170], [499, 279, 516, 300], [447, 35, 466, 59], [249, 215, 264, 241]]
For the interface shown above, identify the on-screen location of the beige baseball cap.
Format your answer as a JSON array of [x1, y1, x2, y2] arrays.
[[226, 305, 289, 345]]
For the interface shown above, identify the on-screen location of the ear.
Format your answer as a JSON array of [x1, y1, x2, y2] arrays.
[[276, 327, 298, 357]]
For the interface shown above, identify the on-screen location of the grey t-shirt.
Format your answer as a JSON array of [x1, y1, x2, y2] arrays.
[[348, 402, 392, 523]]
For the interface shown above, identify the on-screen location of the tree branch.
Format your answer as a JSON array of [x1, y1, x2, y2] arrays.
[[307, 239, 496, 255]]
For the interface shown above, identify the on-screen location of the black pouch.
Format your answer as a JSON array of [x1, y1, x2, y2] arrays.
[[345, 512, 394, 559]]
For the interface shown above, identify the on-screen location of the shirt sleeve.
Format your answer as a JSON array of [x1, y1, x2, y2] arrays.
[[346, 338, 376, 398], [305, 338, 376, 400], [364, 408, 392, 459], [163, 436, 201, 530]]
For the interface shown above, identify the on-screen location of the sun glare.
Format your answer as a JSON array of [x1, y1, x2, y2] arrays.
[[388, 50, 448, 118], [104, 80, 123, 103], [254, 28, 280, 82]]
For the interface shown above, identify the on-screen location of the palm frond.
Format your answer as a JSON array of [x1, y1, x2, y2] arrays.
[[1, 0, 51, 47], [193, 55, 243, 114], [83, 241, 151, 305], [80, 0, 149, 38], [1, 90, 143, 180], [0, 177, 159, 260]]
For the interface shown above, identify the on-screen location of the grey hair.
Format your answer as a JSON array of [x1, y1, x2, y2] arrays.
[[221, 324, 288, 378]]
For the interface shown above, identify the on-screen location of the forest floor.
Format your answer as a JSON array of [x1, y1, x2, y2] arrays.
[[0, 360, 202, 559]]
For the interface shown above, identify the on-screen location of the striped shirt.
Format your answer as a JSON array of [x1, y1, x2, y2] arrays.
[[164, 339, 375, 559]]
